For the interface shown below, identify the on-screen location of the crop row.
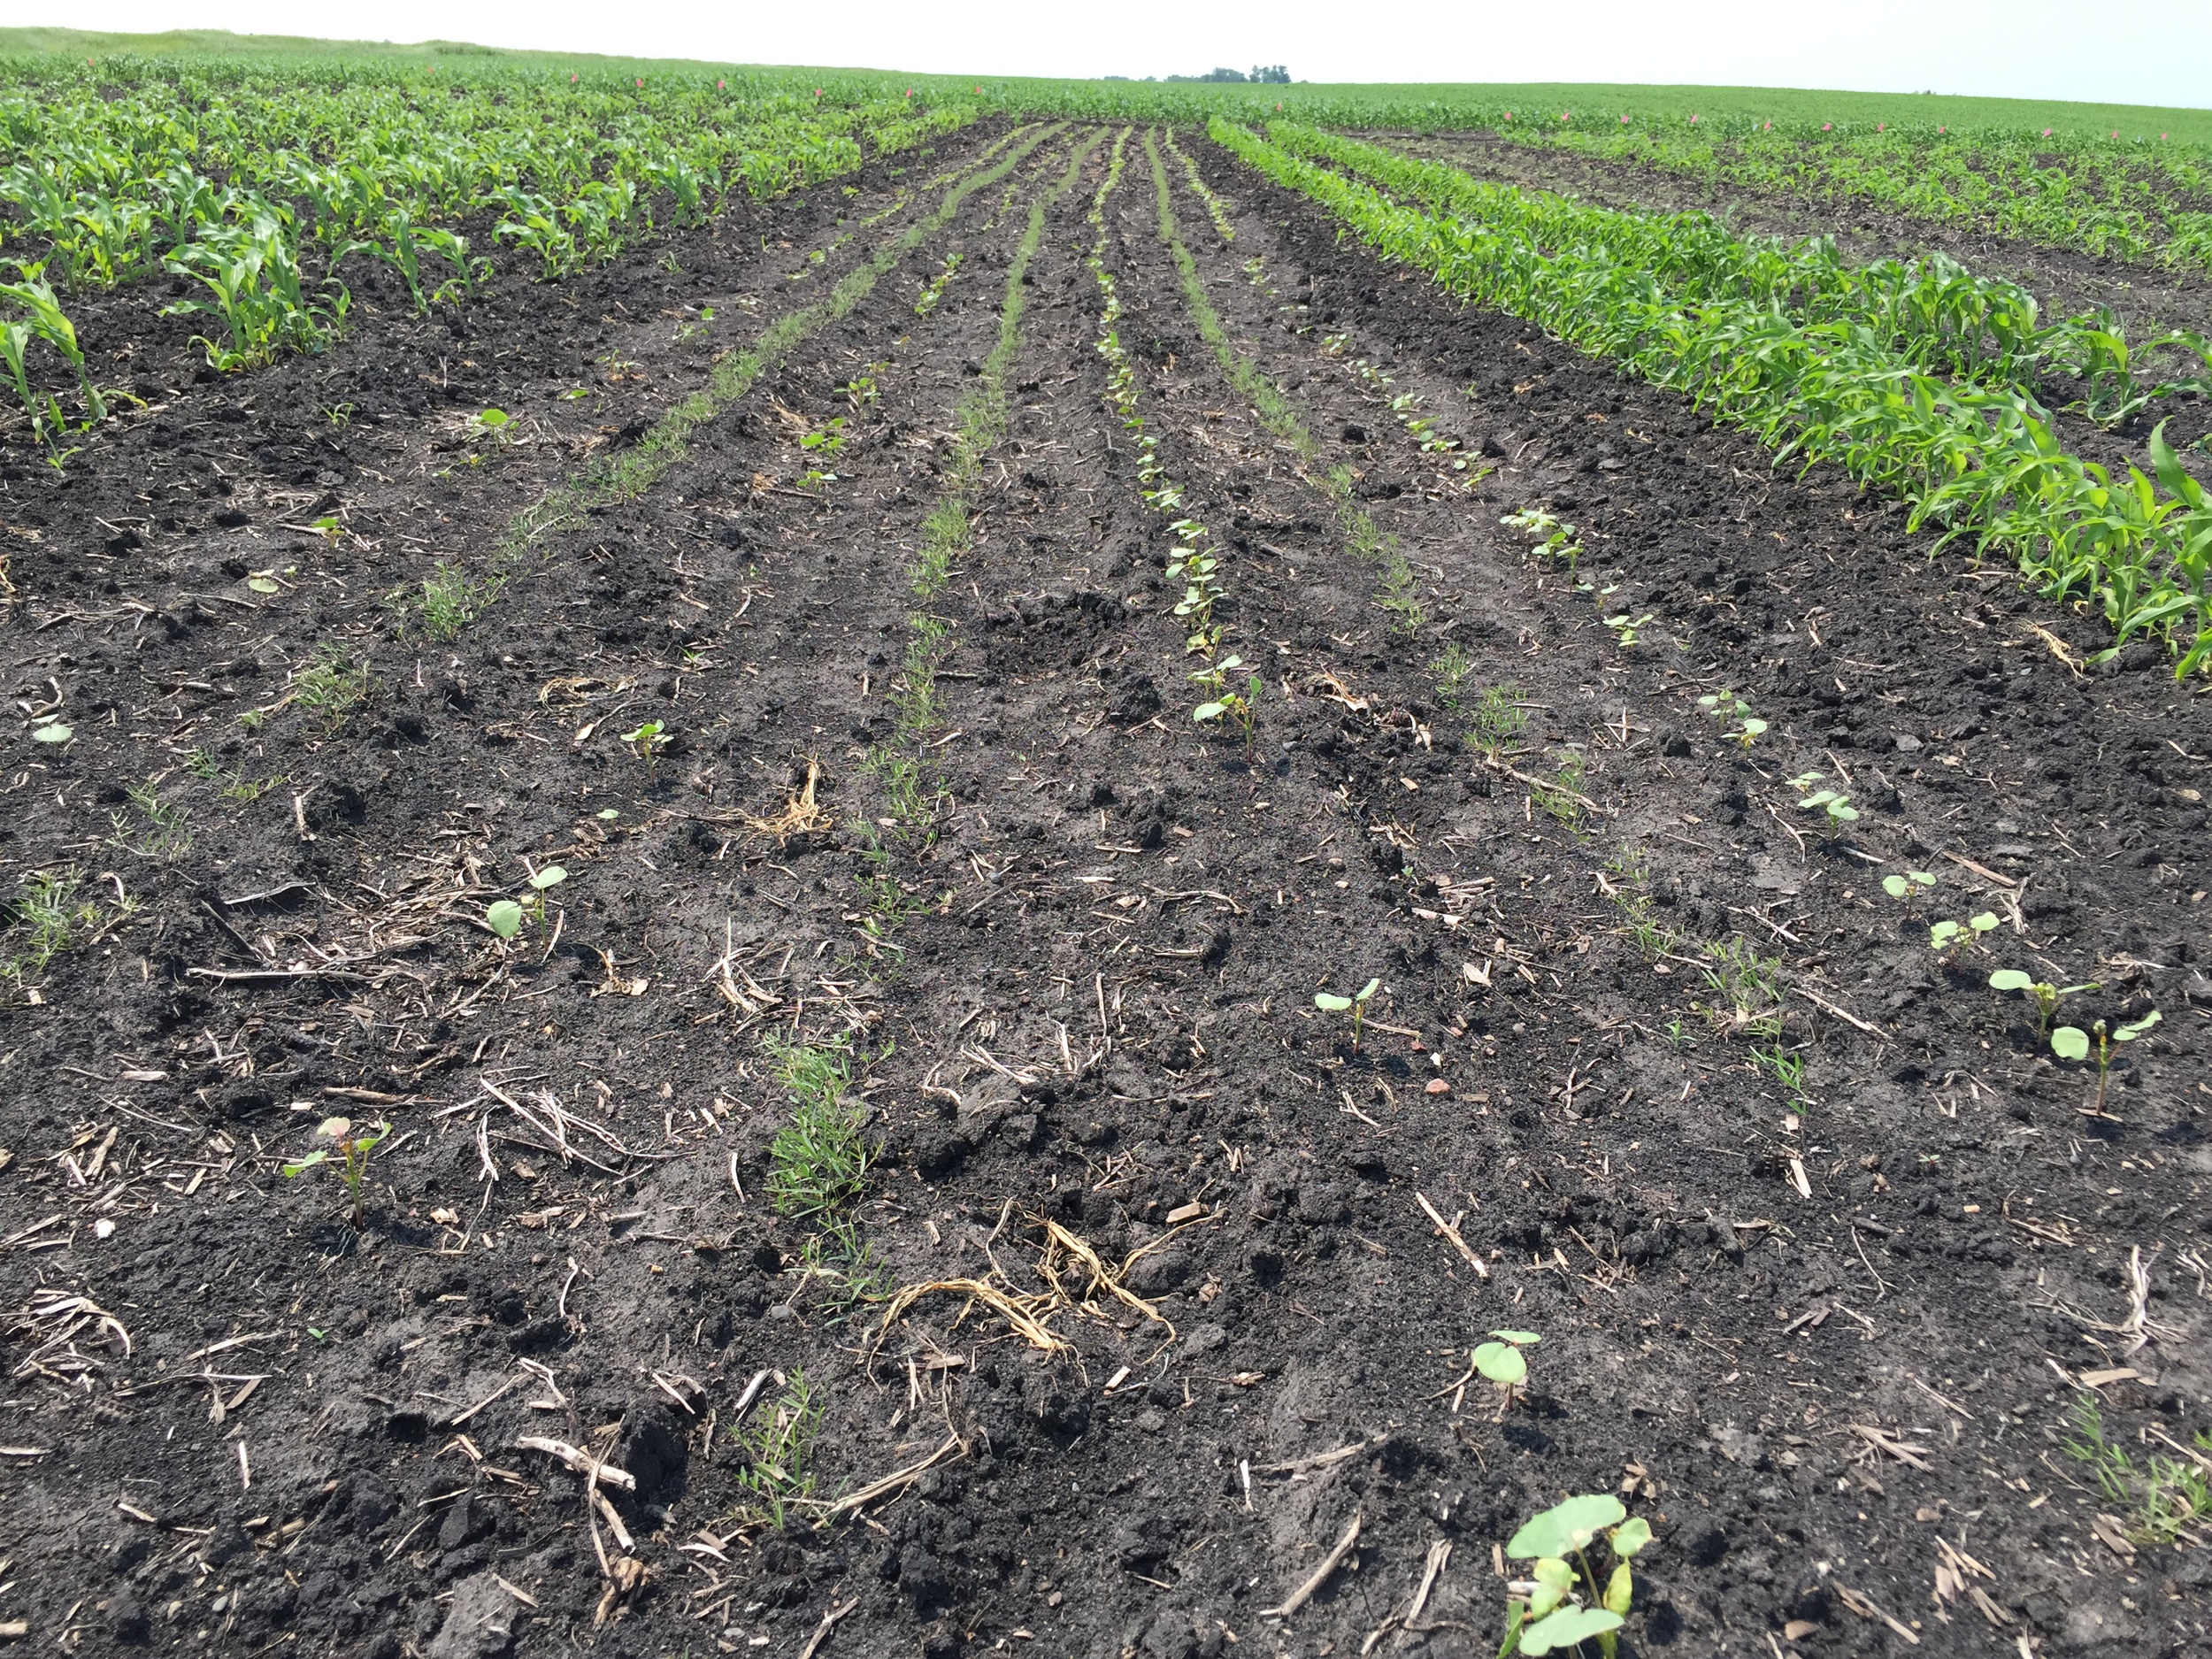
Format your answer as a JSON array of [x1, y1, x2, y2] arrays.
[[1472, 112, 2212, 274], [1210, 118, 2212, 677], [1274, 124, 2212, 429], [0, 59, 972, 457]]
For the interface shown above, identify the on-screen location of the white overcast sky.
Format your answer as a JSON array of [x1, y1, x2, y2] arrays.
[[44, 0, 2212, 111]]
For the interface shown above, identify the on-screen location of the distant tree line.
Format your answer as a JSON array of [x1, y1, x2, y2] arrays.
[[1104, 65, 1292, 83]]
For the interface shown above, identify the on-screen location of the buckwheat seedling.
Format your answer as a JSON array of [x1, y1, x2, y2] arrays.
[[1499, 1493, 1652, 1657], [1473, 1327, 1541, 1412], [1881, 870, 1937, 913], [1314, 976, 1382, 1052], [1989, 968, 2098, 1034], [1929, 911, 1999, 957], [281, 1116, 389, 1226], [2053, 1011, 2159, 1117]]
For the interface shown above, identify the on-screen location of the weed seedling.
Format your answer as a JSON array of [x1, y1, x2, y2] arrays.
[[2065, 1392, 2212, 1545], [1989, 968, 2098, 1034], [2052, 1011, 2160, 1117], [1881, 870, 1937, 914], [1930, 911, 2000, 958], [1498, 1492, 1651, 1657], [1314, 976, 1382, 1052], [1473, 1328, 1540, 1412], [281, 1116, 388, 1226]]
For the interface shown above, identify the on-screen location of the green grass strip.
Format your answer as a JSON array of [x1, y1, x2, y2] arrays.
[[1145, 129, 1423, 633], [504, 122, 1058, 555], [913, 130, 1105, 600]]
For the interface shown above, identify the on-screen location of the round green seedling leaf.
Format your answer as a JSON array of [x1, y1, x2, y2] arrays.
[[30, 721, 72, 743], [1489, 1329, 1542, 1346], [486, 899, 524, 940], [280, 1148, 329, 1177], [1517, 1606, 1624, 1655], [1472, 1340, 1527, 1386], [1882, 875, 1910, 899], [1508, 1494, 1628, 1561], [595, 808, 619, 820], [1314, 993, 1352, 1013], [1610, 1516, 1653, 1559], [1527, 1555, 1573, 1617], [530, 866, 568, 891], [1194, 703, 1227, 723], [1969, 912, 1999, 933], [2052, 1026, 2090, 1062], [247, 576, 280, 594], [2115, 1010, 2162, 1041], [1989, 970, 2035, 993], [1356, 977, 1381, 1001]]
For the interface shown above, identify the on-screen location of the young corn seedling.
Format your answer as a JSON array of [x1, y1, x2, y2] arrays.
[[1499, 1494, 1651, 1659], [2052, 1011, 2160, 1118], [281, 1116, 389, 1227], [1881, 870, 1938, 914], [1785, 771, 1858, 833], [1315, 977, 1382, 1052], [1930, 911, 2000, 958], [1473, 1328, 1540, 1413], [1989, 968, 2098, 1034]]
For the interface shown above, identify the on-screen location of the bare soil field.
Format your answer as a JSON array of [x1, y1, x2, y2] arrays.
[[1, 120, 2207, 1659]]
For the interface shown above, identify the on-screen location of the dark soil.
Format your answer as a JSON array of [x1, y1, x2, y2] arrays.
[[1, 120, 2207, 1659]]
